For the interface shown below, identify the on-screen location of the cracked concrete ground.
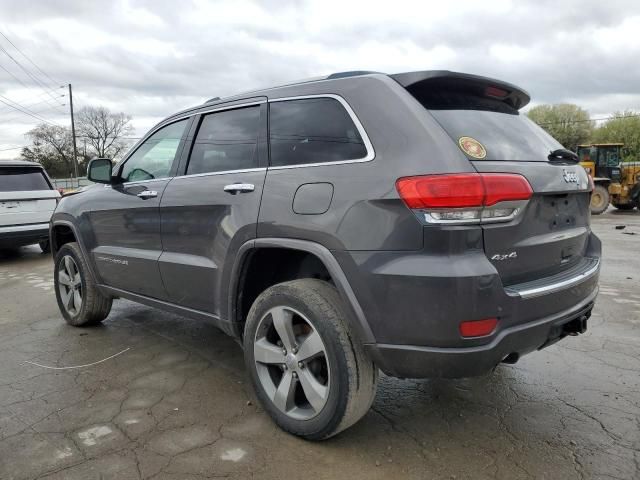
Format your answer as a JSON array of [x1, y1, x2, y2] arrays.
[[0, 210, 638, 480]]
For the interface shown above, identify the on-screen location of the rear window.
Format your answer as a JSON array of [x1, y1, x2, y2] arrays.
[[269, 97, 368, 167], [0, 167, 51, 192], [412, 90, 563, 161]]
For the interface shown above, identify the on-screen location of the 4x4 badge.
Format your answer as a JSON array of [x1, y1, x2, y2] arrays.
[[491, 251, 517, 261]]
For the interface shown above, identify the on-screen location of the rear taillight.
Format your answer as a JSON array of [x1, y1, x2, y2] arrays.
[[396, 173, 532, 224], [396, 174, 484, 209]]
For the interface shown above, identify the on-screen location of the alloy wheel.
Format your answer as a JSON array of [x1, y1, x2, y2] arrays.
[[58, 255, 82, 316], [253, 306, 330, 420]]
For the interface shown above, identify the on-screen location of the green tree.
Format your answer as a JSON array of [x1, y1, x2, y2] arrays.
[[527, 104, 593, 151], [592, 111, 640, 162]]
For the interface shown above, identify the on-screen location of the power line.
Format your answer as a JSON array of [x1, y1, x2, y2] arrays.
[[1, 105, 67, 124], [0, 43, 63, 107], [0, 96, 65, 116], [0, 145, 29, 152], [536, 113, 640, 127], [0, 29, 61, 87], [77, 135, 142, 141], [0, 60, 32, 90], [0, 92, 59, 120], [9, 89, 66, 109], [0, 94, 60, 126]]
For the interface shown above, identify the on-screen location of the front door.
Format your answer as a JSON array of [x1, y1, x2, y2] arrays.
[[159, 101, 267, 315], [87, 118, 190, 299]]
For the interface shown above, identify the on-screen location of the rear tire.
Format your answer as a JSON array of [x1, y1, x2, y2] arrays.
[[243, 279, 378, 440], [54, 242, 112, 326], [590, 184, 610, 215], [39, 239, 50, 253]]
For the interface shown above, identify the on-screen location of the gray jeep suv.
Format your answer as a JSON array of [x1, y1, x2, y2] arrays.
[[50, 70, 600, 439]]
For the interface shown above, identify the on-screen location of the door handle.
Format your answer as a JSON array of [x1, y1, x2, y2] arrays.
[[137, 190, 158, 199], [224, 183, 255, 194]]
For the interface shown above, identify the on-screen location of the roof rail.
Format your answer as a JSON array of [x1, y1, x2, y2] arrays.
[[205, 96, 221, 103]]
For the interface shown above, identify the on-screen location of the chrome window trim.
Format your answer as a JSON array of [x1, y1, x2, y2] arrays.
[[267, 94, 375, 170], [117, 179, 168, 187], [137, 100, 266, 148], [119, 101, 266, 186], [172, 167, 267, 180]]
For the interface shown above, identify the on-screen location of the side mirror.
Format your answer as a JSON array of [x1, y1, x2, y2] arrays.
[[87, 158, 114, 184]]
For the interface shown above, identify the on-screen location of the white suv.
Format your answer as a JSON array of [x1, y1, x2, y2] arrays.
[[0, 160, 60, 252]]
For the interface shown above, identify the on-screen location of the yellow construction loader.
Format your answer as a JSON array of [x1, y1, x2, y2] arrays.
[[577, 143, 639, 214]]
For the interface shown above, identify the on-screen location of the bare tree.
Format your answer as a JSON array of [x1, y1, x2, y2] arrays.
[[76, 106, 134, 159], [22, 124, 77, 178]]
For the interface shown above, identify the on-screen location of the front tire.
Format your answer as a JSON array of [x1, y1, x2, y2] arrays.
[[244, 279, 377, 440], [590, 184, 610, 215], [54, 242, 112, 326]]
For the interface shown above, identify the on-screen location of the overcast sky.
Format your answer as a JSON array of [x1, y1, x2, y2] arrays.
[[1, 0, 638, 159]]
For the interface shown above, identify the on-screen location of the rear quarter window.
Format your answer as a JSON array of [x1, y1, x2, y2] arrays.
[[269, 97, 368, 167], [0, 167, 51, 191]]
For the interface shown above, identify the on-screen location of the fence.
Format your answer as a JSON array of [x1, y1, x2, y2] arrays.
[[50, 177, 91, 190]]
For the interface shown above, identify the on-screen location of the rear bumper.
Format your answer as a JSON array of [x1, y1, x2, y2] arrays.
[[333, 231, 601, 378], [0, 222, 49, 247], [365, 287, 597, 378]]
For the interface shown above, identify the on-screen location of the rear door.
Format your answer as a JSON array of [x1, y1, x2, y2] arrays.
[[87, 118, 190, 299], [0, 166, 58, 227], [159, 100, 267, 314], [398, 72, 593, 286]]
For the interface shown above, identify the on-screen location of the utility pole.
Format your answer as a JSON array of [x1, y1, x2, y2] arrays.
[[68, 84, 80, 187]]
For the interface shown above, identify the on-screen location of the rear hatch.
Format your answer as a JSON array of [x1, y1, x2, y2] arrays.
[[0, 166, 59, 226], [394, 71, 593, 287]]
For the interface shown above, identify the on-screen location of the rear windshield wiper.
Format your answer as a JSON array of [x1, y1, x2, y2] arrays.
[[548, 148, 579, 163]]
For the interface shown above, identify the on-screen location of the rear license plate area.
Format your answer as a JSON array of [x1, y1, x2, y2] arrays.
[[545, 194, 577, 230]]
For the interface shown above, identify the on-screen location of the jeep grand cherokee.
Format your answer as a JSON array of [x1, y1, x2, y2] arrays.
[[50, 70, 600, 439]]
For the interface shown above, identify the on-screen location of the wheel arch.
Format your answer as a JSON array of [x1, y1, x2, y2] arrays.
[[50, 218, 100, 283], [227, 238, 375, 346]]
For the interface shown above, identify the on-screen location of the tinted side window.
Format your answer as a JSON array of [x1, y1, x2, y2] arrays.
[[187, 106, 260, 175], [269, 98, 367, 167], [0, 167, 50, 191], [120, 119, 188, 182]]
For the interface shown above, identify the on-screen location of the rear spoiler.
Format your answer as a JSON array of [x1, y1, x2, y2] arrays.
[[391, 70, 530, 110]]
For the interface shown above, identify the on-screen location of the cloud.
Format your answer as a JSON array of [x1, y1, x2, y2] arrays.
[[1, 0, 639, 158]]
